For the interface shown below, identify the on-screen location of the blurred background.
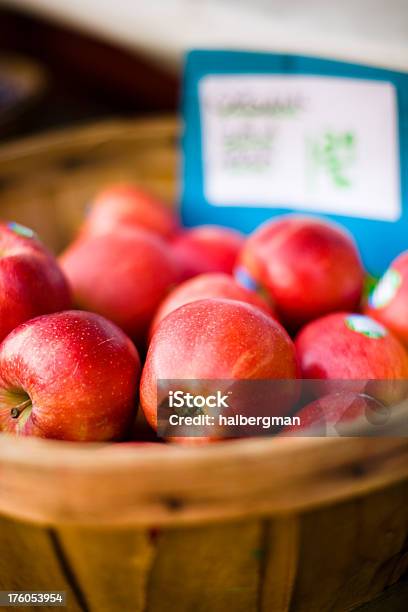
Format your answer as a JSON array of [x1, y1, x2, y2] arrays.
[[0, 0, 407, 141]]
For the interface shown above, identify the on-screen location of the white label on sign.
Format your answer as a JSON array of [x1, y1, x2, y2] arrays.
[[199, 75, 400, 221]]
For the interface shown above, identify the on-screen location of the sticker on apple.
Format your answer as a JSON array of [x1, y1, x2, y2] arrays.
[[235, 266, 273, 306], [344, 314, 387, 339], [235, 266, 261, 292], [369, 268, 401, 309], [7, 222, 36, 239]]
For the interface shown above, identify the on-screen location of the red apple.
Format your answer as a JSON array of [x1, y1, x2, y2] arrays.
[[0, 222, 71, 343], [236, 215, 364, 330], [295, 312, 408, 404], [282, 392, 389, 436], [150, 272, 276, 337], [60, 227, 179, 346], [81, 184, 179, 240], [365, 251, 408, 347], [0, 310, 141, 441], [172, 225, 244, 280], [141, 298, 299, 440]]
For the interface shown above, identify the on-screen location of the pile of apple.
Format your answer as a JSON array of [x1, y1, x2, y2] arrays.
[[1, 184, 408, 443]]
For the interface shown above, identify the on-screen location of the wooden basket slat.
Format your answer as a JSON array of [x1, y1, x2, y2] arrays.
[[56, 527, 154, 612], [290, 480, 408, 611], [145, 520, 262, 612], [260, 516, 299, 612]]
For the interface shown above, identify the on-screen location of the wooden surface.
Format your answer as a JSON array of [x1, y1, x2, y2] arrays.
[[0, 7, 178, 141], [0, 117, 407, 611]]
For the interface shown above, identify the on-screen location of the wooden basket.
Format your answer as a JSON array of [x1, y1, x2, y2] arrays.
[[0, 117, 407, 612]]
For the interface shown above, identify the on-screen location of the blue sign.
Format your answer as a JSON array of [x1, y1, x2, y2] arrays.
[[181, 49, 408, 276]]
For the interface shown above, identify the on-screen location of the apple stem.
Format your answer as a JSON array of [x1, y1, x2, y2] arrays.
[[10, 398, 32, 419]]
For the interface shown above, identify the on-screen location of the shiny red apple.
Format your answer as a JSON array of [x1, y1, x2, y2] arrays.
[[365, 251, 408, 347], [150, 272, 276, 337], [60, 227, 179, 346], [141, 298, 299, 440], [236, 215, 364, 330], [0, 222, 71, 343], [0, 310, 141, 441], [172, 225, 244, 280], [81, 184, 179, 240], [295, 312, 408, 404]]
